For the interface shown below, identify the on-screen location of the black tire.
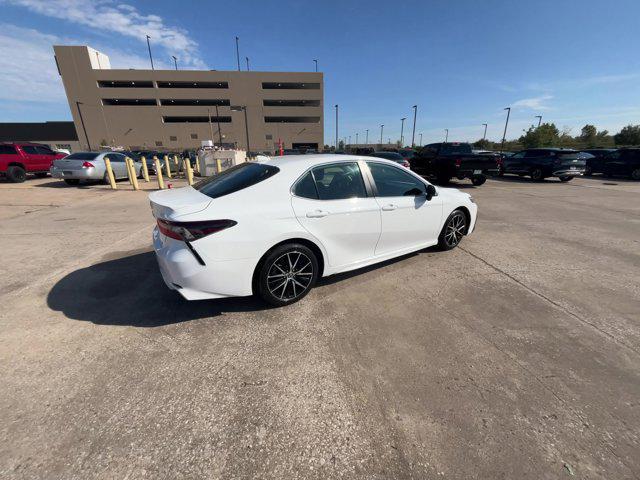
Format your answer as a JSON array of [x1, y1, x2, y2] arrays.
[[471, 175, 486, 186], [584, 165, 593, 176], [531, 168, 544, 182], [438, 209, 468, 251], [559, 176, 573, 182], [64, 179, 80, 186], [6, 165, 26, 183], [631, 168, 640, 181], [257, 243, 319, 306], [435, 174, 451, 185]]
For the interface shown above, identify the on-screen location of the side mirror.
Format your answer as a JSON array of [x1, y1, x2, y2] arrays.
[[426, 184, 437, 200]]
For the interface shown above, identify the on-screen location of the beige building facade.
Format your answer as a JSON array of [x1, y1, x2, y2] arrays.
[[53, 46, 324, 153]]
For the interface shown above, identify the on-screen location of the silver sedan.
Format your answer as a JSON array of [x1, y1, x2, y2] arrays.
[[51, 151, 143, 185]]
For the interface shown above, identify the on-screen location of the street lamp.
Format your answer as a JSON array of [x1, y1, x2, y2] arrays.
[[356, 133, 359, 144], [444, 128, 449, 143], [313, 59, 318, 72], [535, 115, 542, 127], [75, 101, 91, 150], [146, 35, 154, 70], [482, 123, 488, 140], [235, 36, 241, 71], [419, 133, 423, 146], [348, 135, 351, 145], [411, 105, 417, 147], [230, 105, 250, 153], [500, 107, 511, 154], [365, 129, 369, 144], [380, 124, 384, 144], [246, 56, 250, 71], [334, 105, 339, 150], [172, 55, 177, 70], [400, 117, 406, 146]]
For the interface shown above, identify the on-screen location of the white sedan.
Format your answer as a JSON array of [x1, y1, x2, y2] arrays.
[[149, 154, 477, 306]]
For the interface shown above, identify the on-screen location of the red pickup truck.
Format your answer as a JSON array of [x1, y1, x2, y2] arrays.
[[0, 143, 67, 182]]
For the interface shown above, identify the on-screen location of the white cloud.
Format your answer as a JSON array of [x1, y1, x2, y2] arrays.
[[1, 0, 205, 68], [512, 94, 553, 111]]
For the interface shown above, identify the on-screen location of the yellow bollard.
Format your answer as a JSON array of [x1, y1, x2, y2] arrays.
[[216, 158, 222, 174], [140, 155, 149, 182], [154, 157, 165, 189], [126, 157, 139, 190], [193, 155, 200, 176], [104, 157, 117, 190], [164, 154, 172, 178], [184, 158, 194, 185]]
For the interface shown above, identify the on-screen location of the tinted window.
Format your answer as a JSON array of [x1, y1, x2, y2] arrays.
[[0, 145, 17, 154], [65, 152, 100, 160], [105, 153, 125, 162], [22, 145, 38, 154], [368, 162, 426, 197], [194, 163, 279, 199], [440, 144, 472, 155], [293, 171, 318, 199], [511, 152, 525, 159], [35, 146, 55, 155], [311, 162, 367, 200], [373, 152, 404, 161]]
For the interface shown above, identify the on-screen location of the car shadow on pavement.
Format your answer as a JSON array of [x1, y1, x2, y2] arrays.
[[47, 251, 265, 327]]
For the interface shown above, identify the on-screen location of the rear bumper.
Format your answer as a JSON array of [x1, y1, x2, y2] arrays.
[[152, 227, 255, 300], [51, 166, 101, 180]]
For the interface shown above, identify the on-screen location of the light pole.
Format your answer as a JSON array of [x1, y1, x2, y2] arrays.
[[380, 124, 384, 144], [419, 133, 423, 146], [246, 57, 250, 71], [231, 105, 250, 153], [482, 123, 488, 140], [365, 129, 369, 144], [313, 59, 318, 72], [215, 104, 223, 145], [411, 105, 417, 147], [75, 101, 91, 150], [235, 36, 240, 71], [172, 55, 177, 70], [335, 105, 339, 150], [146, 35, 154, 70], [400, 117, 406, 146], [535, 115, 542, 127], [356, 133, 359, 144], [348, 135, 351, 145], [444, 128, 449, 143], [500, 107, 511, 154]]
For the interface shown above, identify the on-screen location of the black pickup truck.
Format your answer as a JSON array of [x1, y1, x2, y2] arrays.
[[409, 142, 497, 185]]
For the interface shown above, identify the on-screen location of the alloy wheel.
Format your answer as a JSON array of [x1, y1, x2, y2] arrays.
[[266, 251, 314, 302], [445, 212, 466, 248]]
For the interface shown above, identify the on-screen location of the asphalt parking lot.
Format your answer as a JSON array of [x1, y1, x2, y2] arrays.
[[0, 175, 639, 479]]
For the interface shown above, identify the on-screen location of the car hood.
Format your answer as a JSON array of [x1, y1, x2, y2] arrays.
[[148, 186, 212, 220], [436, 186, 472, 203]]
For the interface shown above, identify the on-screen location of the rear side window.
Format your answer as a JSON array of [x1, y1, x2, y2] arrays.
[[35, 146, 55, 155], [22, 145, 38, 154], [293, 171, 318, 199], [194, 163, 279, 199], [0, 145, 17, 154], [311, 162, 367, 200], [65, 152, 100, 160]]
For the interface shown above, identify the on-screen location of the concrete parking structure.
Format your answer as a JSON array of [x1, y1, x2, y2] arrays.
[[0, 175, 639, 478]]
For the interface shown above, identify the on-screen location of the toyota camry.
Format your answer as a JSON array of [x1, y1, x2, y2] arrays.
[[149, 154, 477, 306]]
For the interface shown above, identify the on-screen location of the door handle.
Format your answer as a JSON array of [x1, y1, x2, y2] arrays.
[[306, 210, 329, 218], [381, 204, 397, 211]]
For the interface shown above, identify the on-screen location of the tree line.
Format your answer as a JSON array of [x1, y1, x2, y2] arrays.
[[473, 124, 640, 152]]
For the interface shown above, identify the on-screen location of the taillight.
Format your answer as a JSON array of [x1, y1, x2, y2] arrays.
[[455, 158, 462, 167], [157, 218, 236, 242], [82, 161, 94, 168]]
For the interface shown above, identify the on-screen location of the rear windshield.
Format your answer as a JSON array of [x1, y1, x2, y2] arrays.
[[194, 163, 280, 199], [64, 152, 100, 160], [440, 144, 472, 155], [374, 152, 403, 160]]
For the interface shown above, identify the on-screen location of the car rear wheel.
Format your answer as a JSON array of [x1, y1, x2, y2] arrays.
[[631, 168, 640, 181], [64, 179, 80, 186], [584, 165, 593, 176], [531, 168, 544, 181], [438, 209, 467, 251], [471, 175, 486, 186], [559, 176, 573, 182], [6, 165, 26, 183], [257, 243, 319, 306]]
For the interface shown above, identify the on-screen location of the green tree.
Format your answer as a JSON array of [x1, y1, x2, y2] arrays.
[[338, 140, 345, 150], [519, 123, 560, 148], [472, 138, 490, 149], [614, 124, 640, 146]]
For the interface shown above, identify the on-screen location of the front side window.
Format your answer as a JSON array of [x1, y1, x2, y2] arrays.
[[22, 145, 38, 154], [367, 162, 426, 197], [311, 162, 367, 200], [511, 152, 525, 159], [194, 163, 279, 199]]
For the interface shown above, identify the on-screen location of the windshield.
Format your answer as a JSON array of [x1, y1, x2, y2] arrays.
[[64, 152, 100, 160], [194, 163, 280, 199]]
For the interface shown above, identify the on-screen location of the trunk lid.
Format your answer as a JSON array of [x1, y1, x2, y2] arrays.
[[149, 186, 212, 220], [53, 153, 102, 170]]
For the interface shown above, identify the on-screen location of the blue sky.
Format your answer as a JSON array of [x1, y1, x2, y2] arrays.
[[1, 0, 639, 145]]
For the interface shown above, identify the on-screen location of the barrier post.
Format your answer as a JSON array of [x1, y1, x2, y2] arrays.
[[154, 156, 165, 189], [184, 158, 194, 185], [104, 156, 117, 190], [173, 154, 179, 171], [126, 157, 139, 190], [193, 155, 200, 176], [164, 154, 172, 178], [216, 158, 222, 174], [140, 155, 150, 182]]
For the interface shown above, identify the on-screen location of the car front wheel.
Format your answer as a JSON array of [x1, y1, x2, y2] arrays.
[[531, 168, 544, 181], [257, 243, 319, 306], [471, 175, 486, 186], [438, 209, 467, 250]]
